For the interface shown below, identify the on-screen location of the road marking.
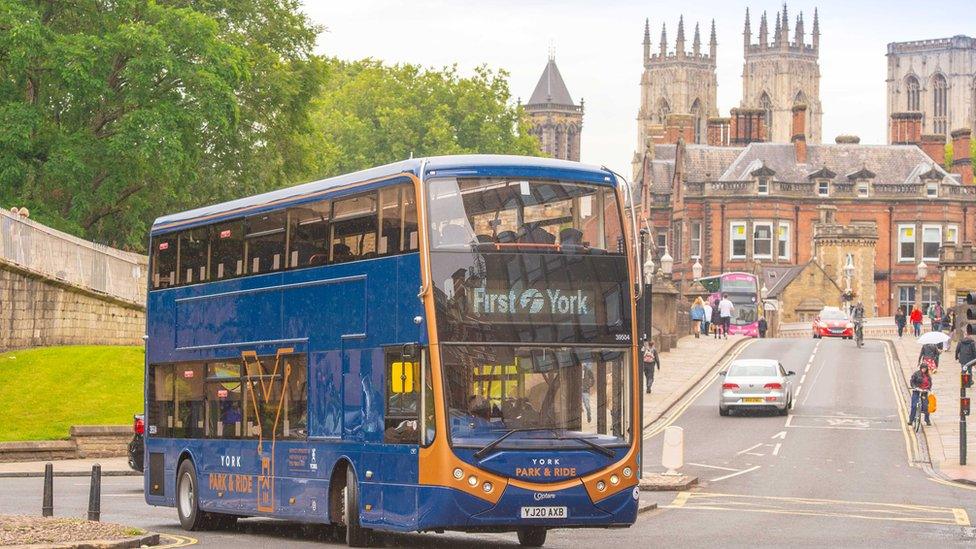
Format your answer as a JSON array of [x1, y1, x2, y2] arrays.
[[799, 374, 806, 384], [155, 534, 198, 548], [882, 341, 917, 465], [786, 424, 903, 432], [687, 462, 739, 472], [662, 491, 968, 526], [669, 491, 691, 508], [926, 476, 976, 492], [772, 443, 781, 456], [710, 465, 761, 482], [771, 430, 787, 440], [784, 413, 794, 428], [736, 443, 763, 455]]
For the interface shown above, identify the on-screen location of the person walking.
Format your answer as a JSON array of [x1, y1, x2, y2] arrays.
[[710, 298, 722, 339], [641, 339, 660, 394], [581, 363, 595, 422], [718, 293, 734, 339], [907, 362, 933, 426], [956, 328, 976, 389], [758, 316, 768, 338], [919, 342, 941, 373], [910, 305, 923, 337], [690, 297, 705, 338], [928, 301, 944, 333], [702, 299, 713, 337], [894, 305, 907, 339]]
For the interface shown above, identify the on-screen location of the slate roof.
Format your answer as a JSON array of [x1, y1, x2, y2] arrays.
[[527, 58, 575, 107], [763, 265, 805, 299], [719, 143, 955, 185]]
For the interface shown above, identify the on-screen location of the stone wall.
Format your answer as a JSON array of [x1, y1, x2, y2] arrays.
[[0, 426, 130, 462], [0, 259, 145, 351]]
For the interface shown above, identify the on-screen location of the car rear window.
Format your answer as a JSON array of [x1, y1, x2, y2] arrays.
[[729, 363, 777, 377]]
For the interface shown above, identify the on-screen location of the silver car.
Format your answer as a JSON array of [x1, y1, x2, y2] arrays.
[[718, 359, 795, 416]]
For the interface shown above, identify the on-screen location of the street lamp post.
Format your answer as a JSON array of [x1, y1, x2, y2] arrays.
[[916, 259, 928, 314], [844, 254, 856, 316]]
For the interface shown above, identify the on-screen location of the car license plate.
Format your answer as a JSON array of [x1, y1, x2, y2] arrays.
[[742, 397, 764, 403], [520, 506, 568, 519]]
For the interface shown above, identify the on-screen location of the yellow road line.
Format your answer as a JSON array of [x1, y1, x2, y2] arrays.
[[154, 534, 198, 548], [927, 475, 976, 492], [952, 507, 972, 526], [882, 342, 917, 465], [669, 491, 691, 508], [663, 504, 963, 526], [685, 491, 960, 512]]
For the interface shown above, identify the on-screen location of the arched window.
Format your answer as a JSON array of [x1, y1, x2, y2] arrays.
[[906, 75, 920, 111], [794, 91, 809, 137], [657, 98, 671, 125], [690, 99, 703, 143], [933, 73, 948, 135], [971, 77, 976, 129], [760, 92, 773, 138]]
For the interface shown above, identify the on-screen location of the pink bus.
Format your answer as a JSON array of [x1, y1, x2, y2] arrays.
[[698, 272, 761, 337]]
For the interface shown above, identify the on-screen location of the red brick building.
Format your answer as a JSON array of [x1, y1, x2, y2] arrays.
[[636, 110, 976, 317]]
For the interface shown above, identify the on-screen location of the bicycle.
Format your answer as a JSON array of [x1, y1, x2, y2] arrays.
[[909, 388, 929, 433], [854, 319, 864, 348]]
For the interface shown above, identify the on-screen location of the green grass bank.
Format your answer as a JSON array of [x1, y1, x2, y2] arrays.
[[0, 346, 144, 441]]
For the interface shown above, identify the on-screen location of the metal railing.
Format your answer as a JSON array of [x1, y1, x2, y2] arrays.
[[0, 209, 147, 306]]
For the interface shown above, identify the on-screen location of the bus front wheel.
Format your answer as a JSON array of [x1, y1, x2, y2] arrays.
[[517, 527, 547, 547], [344, 467, 372, 547]]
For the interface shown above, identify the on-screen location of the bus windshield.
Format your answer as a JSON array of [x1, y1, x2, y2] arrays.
[[442, 345, 630, 450]]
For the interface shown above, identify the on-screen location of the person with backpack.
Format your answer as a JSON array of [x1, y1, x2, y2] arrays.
[[956, 328, 976, 388], [907, 362, 933, 427], [928, 301, 945, 332], [641, 339, 660, 394], [919, 342, 941, 373], [758, 316, 768, 338], [710, 298, 723, 339]]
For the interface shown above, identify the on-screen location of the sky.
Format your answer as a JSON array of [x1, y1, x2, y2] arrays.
[[301, 0, 976, 176]]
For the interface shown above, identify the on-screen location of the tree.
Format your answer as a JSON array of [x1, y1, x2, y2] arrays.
[[301, 59, 541, 179], [0, 0, 322, 249]]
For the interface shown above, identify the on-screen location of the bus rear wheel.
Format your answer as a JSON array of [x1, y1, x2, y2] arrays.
[[343, 467, 372, 547], [517, 527, 547, 547], [176, 459, 237, 531]]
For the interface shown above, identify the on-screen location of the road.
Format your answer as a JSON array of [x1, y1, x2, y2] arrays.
[[1, 338, 974, 547]]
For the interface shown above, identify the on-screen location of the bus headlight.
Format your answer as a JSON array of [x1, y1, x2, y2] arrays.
[[596, 481, 606, 491], [622, 467, 632, 478], [610, 474, 619, 485], [453, 468, 464, 480], [468, 475, 478, 487], [482, 482, 493, 493]]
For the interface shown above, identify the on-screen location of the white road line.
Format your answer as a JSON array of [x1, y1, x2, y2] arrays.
[[687, 462, 739, 472], [736, 443, 763, 455], [710, 465, 761, 482], [771, 430, 787, 440], [784, 413, 794, 428], [800, 374, 807, 384], [772, 443, 782, 456], [787, 424, 903, 432]]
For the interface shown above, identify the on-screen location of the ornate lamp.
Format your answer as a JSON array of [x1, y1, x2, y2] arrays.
[[660, 246, 674, 276], [692, 257, 703, 280], [916, 259, 928, 281]]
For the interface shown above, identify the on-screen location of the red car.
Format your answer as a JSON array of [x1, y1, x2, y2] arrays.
[[812, 307, 854, 339]]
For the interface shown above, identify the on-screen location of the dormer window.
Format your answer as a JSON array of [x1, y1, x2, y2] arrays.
[[817, 180, 830, 197], [926, 182, 938, 197], [856, 181, 870, 198], [758, 177, 769, 195], [847, 167, 876, 199], [751, 163, 776, 196]]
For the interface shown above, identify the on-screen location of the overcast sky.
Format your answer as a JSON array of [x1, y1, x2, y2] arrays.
[[302, 0, 975, 176]]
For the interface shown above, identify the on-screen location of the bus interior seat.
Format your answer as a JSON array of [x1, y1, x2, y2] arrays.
[[475, 234, 494, 243], [559, 228, 584, 248], [308, 253, 328, 266], [496, 230, 517, 243], [332, 243, 353, 262], [518, 223, 555, 244]]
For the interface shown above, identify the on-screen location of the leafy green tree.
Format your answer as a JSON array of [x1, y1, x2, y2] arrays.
[[301, 59, 541, 179], [0, 0, 322, 249]]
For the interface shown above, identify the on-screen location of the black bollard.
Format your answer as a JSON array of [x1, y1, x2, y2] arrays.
[[87, 464, 101, 522], [42, 463, 53, 517]]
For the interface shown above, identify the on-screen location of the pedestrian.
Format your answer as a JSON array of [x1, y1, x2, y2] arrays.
[[718, 293, 734, 339], [581, 363, 595, 422], [928, 301, 944, 332], [710, 298, 722, 339], [945, 309, 955, 333], [907, 362, 933, 427], [690, 297, 705, 338], [910, 305, 923, 337], [641, 339, 660, 394], [702, 299, 713, 337], [956, 327, 976, 388], [919, 342, 941, 373], [894, 305, 907, 338], [758, 316, 768, 338]]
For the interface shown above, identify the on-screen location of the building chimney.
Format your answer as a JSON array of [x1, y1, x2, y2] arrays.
[[890, 112, 923, 145], [730, 108, 766, 145], [835, 135, 860, 144], [707, 117, 731, 146], [920, 134, 947, 166], [791, 104, 808, 164], [951, 128, 973, 184]]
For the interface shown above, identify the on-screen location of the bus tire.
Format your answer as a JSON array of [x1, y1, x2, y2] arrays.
[[517, 527, 547, 547], [344, 467, 371, 547], [176, 459, 211, 531]]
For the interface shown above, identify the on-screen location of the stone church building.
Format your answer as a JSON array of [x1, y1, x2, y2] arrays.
[[524, 54, 583, 161]]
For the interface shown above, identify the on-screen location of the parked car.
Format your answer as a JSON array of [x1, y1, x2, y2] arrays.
[[719, 359, 795, 416], [127, 413, 144, 473], [812, 307, 854, 339]]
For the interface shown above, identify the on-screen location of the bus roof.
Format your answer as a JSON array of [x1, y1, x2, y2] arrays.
[[151, 154, 617, 235]]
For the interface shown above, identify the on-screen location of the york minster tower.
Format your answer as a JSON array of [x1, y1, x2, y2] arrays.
[[525, 53, 583, 161], [740, 5, 822, 144]]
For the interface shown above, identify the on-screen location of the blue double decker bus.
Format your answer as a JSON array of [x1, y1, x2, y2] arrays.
[[144, 155, 640, 546]]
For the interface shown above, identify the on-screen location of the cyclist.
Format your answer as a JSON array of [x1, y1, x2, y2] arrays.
[[851, 302, 865, 345], [907, 362, 932, 427]]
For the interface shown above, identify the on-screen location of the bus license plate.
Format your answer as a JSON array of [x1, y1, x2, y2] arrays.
[[520, 506, 568, 519]]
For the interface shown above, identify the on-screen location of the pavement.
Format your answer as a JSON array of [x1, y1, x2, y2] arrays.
[[0, 456, 137, 478]]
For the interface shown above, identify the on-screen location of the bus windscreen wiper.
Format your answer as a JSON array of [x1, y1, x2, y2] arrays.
[[474, 428, 616, 460]]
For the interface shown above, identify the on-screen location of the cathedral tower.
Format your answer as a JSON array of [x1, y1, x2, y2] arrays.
[[525, 53, 583, 161], [740, 5, 822, 144], [634, 16, 719, 173]]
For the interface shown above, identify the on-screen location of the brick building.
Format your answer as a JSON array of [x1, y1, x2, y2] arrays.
[[636, 108, 976, 318]]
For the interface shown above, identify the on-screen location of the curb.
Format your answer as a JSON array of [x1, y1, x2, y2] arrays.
[[639, 475, 699, 492], [643, 337, 753, 430], [12, 532, 159, 549], [0, 470, 141, 479], [637, 502, 659, 514]]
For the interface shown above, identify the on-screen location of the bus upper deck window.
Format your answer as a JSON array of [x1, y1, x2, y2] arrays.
[[245, 211, 287, 274], [210, 220, 244, 279], [152, 236, 177, 289], [287, 201, 330, 267]]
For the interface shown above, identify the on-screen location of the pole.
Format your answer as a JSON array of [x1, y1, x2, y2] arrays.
[[637, 230, 647, 479], [962, 370, 968, 466], [42, 463, 53, 517], [87, 464, 101, 522]]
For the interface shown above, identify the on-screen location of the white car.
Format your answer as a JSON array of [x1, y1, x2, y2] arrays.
[[719, 359, 795, 416]]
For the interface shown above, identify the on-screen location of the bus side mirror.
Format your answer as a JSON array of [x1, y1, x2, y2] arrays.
[[402, 343, 420, 360]]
